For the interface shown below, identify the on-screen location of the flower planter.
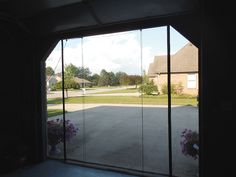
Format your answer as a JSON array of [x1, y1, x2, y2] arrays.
[[49, 144, 61, 156], [180, 129, 199, 160], [47, 119, 79, 155]]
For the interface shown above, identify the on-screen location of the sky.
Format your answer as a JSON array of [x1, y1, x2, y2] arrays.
[[46, 26, 189, 75]]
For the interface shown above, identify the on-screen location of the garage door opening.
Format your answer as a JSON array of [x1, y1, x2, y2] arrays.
[[45, 26, 199, 177]]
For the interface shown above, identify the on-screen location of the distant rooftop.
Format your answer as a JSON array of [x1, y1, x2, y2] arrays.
[[148, 43, 198, 76]]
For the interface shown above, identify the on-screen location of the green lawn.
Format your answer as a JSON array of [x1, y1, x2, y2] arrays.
[[47, 109, 66, 117], [48, 94, 197, 106], [94, 88, 138, 94]]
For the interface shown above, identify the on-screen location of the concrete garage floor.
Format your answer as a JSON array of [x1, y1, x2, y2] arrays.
[[2, 160, 137, 177], [50, 105, 199, 177]]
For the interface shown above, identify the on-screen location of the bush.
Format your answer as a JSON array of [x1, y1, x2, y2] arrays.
[[139, 81, 158, 95], [161, 82, 183, 95], [175, 82, 184, 95], [161, 83, 168, 94], [54, 80, 80, 90], [54, 81, 62, 90], [50, 84, 57, 91], [69, 81, 80, 89]]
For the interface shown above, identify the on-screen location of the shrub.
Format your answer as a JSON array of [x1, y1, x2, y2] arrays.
[[50, 83, 57, 91], [161, 82, 183, 95], [55, 81, 62, 90], [54, 80, 80, 90], [176, 82, 184, 95], [139, 81, 158, 95], [161, 83, 168, 94]]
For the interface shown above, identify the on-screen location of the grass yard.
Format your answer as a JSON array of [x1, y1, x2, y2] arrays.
[[48, 95, 197, 106], [47, 109, 65, 117], [94, 88, 138, 94]]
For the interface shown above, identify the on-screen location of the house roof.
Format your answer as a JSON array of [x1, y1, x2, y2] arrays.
[[46, 75, 57, 81], [53, 74, 91, 84], [148, 43, 198, 76], [73, 77, 92, 84]]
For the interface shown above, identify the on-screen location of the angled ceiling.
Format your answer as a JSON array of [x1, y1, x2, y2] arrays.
[[1, 0, 200, 38]]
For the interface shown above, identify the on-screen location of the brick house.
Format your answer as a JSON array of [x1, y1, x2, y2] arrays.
[[148, 43, 198, 95]]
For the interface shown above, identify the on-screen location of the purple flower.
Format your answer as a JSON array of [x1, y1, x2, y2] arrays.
[[180, 129, 199, 160], [47, 119, 79, 146]]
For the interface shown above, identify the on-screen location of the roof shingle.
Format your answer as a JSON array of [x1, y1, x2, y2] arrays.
[[148, 43, 198, 76]]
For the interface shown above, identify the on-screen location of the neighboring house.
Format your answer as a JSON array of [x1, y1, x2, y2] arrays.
[[73, 77, 92, 87], [148, 43, 198, 95], [46, 75, 57, 90], [55, 74, 92, 88]]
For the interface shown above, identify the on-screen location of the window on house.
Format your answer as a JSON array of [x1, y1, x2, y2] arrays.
[[187, 74, 197, 88]]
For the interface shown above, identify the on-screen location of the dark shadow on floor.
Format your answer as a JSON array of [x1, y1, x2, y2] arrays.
[[1, 159, 137, 177]]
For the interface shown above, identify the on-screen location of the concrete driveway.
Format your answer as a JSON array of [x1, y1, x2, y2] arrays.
[[49, 105, 198, 177]]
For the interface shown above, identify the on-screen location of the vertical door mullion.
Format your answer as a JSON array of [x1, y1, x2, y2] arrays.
[[61, 39, 67, 161], [81, 37, 86, 161], [167, 25, 173, 177], [140, 29, 144, 171]]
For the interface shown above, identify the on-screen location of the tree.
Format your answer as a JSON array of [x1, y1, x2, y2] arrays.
[[116, 71, 129, 86], [98, 69, 110, 86], [46, 66, 55, 76], [128, 75, 142, 88], [121, 75, 130, 86], [142, 70, 150, 84], [77, 67, 92, 80], [64, 75, 76, 89], [64, 63, 92, 80], [108, 72, 119, 86], [90, 74, 100, 86], [63, 64, 79, 97], [64, 63, 78, 78], [54, 79, 80, 90]]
